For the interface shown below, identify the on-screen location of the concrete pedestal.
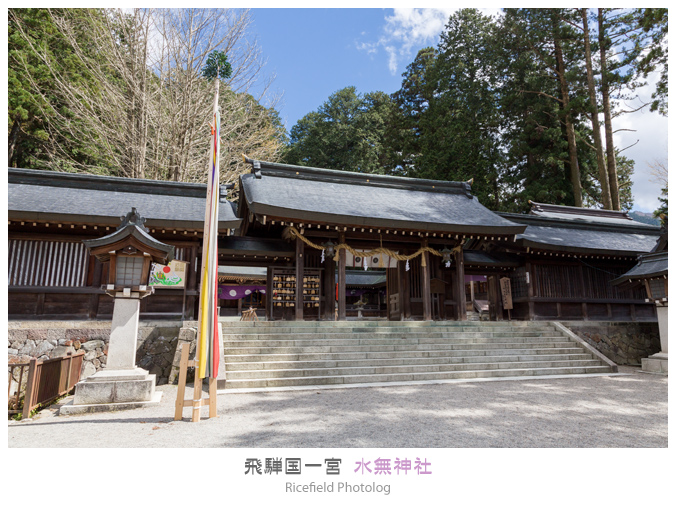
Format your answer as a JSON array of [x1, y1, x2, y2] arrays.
[[642, 353, 668, 374], [642, 304, 668, 375], [63, 293, 162, 414]]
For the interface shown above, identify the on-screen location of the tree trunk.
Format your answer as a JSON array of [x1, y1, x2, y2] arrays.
[[553, 30, 583, 207], [8, 117, 21, 166], [598, 8, 621, 210], [582, 8, 611, 209]]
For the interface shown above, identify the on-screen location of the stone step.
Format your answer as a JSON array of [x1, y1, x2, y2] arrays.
[[226, 359, 604, 380], [222, 335, 567, 348], [225, 352, 596, 371], [224, 341, 578, 355], [223, 365, 613, 389], [222, 330, 563, 340], [219, 320, 547, 327], [217, 323, 556, 333], [224, 346, 587, 363]]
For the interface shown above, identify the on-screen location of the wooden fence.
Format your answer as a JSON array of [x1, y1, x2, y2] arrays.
[[8, 351, 85, 418]]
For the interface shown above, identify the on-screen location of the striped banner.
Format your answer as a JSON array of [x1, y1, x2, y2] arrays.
[[196, 84, 222, 379]]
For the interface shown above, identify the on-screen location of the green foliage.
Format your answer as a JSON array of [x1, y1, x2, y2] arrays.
[[202, 50, 233, 81], [654, 186, 668, 222], [282, 86, 396, 174], [635, 8, 668, 115], [413, 9, 505, 210]]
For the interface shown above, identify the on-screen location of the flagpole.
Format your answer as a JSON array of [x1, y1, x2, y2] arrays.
[[193, 75, 221, 422]]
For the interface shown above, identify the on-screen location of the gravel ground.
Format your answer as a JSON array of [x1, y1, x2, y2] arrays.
[[7, 366, 667, 448]]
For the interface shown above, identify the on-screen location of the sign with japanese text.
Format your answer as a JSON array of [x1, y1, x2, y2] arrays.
[[500, 277, 513, 310]]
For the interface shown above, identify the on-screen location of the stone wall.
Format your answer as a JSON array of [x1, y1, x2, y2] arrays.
[[8, 321, 182, 385], [561, 321, 661, 366]]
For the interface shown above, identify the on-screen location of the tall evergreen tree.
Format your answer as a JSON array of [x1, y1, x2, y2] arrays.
[[415, 9, 505, 209], [282, 86, 395, 174]]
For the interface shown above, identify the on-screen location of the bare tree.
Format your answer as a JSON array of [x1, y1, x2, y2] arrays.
[[647, 158, 668, 187], [10, 8, 285, 183]]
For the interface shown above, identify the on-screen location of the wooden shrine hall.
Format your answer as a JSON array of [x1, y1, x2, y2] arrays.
[[7, 162, 664, 323]]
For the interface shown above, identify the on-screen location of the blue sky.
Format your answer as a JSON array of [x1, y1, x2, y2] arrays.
[[248, 8, 437, 130], [243, 7, 667, 214]]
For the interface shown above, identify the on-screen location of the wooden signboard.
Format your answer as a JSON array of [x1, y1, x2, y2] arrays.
[[500, 277, 513, 310], [149, 260, 187, 288]]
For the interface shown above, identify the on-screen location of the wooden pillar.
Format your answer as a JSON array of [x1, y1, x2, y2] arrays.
[[325, 255, 336, 320], [266, 266, 273, 321], [187, 244, 198, 320], [338, 233, 346, 320], [88, 258, 102, 319], [526, 261, 535, 321], [295, 237, 304, 321], [421, 241, 432, 321], [489, 275, 503, 321], [455, 248, 467, 321]]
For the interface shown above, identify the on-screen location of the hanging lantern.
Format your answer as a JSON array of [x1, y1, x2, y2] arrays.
[[440, 246, 453, 268], [322, 239, 336, 259]]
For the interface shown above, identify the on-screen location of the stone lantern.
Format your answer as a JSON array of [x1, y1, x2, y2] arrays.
[[63, 208, 175, 414]]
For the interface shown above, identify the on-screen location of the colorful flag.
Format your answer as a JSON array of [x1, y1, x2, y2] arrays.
[[196, 83, 221, 379]]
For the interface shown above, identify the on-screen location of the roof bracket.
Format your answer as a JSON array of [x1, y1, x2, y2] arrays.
[[252, 160, 262, 179]]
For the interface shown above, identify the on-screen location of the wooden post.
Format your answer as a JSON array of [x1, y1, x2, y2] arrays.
[[422, 241, 432, 321], [526, 261, 535, 321], [174, 342, 218, 422], [295, 237, 304, 321], [266, 266, 273, 320], [455, 248, 467, 321], [338, 233, 346, 320], [325, 254, 336, 320], [174, 343, 190, 421], [22, 358, 38, 420]]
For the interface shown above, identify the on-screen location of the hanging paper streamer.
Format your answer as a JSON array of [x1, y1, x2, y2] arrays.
[[196, 86, 221, 380], [363, 257, 368, 271], [405, 259, 410, 271], [321, 248, 325, 263]]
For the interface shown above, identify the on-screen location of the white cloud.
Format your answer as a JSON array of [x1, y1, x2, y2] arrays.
[[356, 8, 458, 75], [613, 71, 668, 213], [357, 8, 503, 75]]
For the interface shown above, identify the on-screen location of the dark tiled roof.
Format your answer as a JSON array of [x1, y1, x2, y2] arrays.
[[218, 266, 267, 281], [339, 269, 387, 287], [219, 236, 294, 257], [83, 208, 175, 263], [499, 212, 661, 255], [612, 251, 668, 286], [240, 159, 525, 235], [8, 168, 241, 231], [463, 250, 520, 267], [528, 201, 648, 228]]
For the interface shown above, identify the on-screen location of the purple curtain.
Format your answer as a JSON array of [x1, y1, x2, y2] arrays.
[[218, 285, 266, 300]]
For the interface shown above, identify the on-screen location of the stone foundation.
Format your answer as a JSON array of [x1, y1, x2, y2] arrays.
[[561, 321, 661, 366], [8, 321, 181, 384]]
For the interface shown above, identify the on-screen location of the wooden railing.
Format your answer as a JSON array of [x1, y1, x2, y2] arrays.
[[8, 351, 85, 419]]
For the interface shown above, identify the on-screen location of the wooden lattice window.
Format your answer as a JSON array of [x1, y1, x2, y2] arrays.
[[8, 239, 88, 287]]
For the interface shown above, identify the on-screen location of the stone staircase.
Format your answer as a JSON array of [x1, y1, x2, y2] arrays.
[[220, 320, 614, 390]]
